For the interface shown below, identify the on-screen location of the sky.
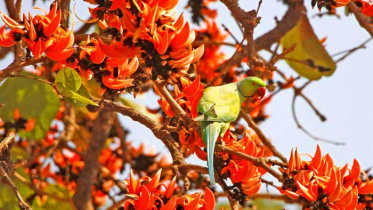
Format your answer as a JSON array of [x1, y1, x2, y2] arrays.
[[0, 0, 373, 209]]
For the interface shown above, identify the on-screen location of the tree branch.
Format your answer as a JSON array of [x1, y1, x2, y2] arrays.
[[73, 110, 114, 210], [215, 145, 284, 182], [0, 167, 31, 210], [153, 79, 193, 125], [0, 133, 31, 210], [57, 0, 71, 30], [0, 57, 49, 81], [254, 0, 304, 51], [348, 2, 373, 38], [100, 99, 185, 164], [240, 110, 288, 163], [14, 172, 72, 204]]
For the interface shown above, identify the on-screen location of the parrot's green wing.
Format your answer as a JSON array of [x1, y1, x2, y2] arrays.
[[197, 83, 242, 122]]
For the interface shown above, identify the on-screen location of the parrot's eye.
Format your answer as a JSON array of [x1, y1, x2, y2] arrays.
[[252, 82, 256, 86]]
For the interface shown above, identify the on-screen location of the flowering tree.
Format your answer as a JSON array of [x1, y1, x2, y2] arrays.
[[0, 0, 372, 209]]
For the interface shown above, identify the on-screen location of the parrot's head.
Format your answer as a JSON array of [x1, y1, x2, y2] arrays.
[[237, 77, 266, 100]]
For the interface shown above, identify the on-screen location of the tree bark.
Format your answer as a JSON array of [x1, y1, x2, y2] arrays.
[[72, 110, 114, 210]]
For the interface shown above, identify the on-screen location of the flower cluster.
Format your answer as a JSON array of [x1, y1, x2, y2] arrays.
[[0, 0, 205, 97], [194, 20, 231, 83], [220, 132, 265, 197], [279, 145, 373, 209], [123, 169, 216, 210], [83, 0, 204, 86], [0, 3, 74, 60]]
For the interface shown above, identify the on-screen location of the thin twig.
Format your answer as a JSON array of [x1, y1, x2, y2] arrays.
[[193, 40, 237, 48], [0, 167, 31, 210], [291, 92, 345, 145], [215, 145, 284, 182], [261, 178, 280, 189], [222, 24, 240, 44], [252, 193, 300, 204], [14, 172, 72, 203], [107, 197, 132, 210], [334, 38, 372, 63], [74, 23, 94, 34], [100, 99, 185, 164], [209, 38, 245, 86], [10, 75, 53, 86]]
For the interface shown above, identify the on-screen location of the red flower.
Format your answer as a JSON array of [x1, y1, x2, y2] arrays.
[[123, 169, 216, 210], [280, 145, 373, 209], [0, 3, 75, 60], [220, 132, 264, 195]]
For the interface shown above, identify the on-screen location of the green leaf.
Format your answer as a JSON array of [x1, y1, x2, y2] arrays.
[[64, 85, 93, 107], [69, 89, 98, 106], [57, 82, 98, 106], [55, 67, 81, 91], [0, 75, 60, 140]]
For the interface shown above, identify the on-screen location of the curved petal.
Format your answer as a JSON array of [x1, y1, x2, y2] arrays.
[[204, 187, 215, 210], [43, 10, 61, 36], [45, 48, 74, 61]]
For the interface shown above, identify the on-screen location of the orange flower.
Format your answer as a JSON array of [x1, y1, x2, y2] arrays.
[[123, 169, 215, 210], [0, 3, 75, 60], [156, 76, 204, 118], [102, 57, 139, 90], [279, 145, 373, 209], [220, 132, 264, 195]]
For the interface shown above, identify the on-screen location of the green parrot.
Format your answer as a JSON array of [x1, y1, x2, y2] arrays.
[[194, 77, 266, 184]]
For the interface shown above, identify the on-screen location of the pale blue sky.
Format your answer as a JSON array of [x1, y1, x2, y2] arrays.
[[0, 0, 372, 209]]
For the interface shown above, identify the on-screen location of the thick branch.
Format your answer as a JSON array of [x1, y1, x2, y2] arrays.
[[348, 2, 373, 38], [73, 110, 114, 210], [4, 0, 17, 21], [215, 145, 284, 182], [240, 110, 287, 163], [0, 57, 49, 81], [0, 132, 15, 151], [255, 0, 304, 51], [100, 100, 185, 164], [219, 0, 256, 37], [57, 0, 71, 30]]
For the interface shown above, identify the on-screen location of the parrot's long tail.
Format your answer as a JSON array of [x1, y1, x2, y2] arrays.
[[201, 121, 220, 185]]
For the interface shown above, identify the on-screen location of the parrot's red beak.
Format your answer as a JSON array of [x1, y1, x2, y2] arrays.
[[257, 87, 266, 100]]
